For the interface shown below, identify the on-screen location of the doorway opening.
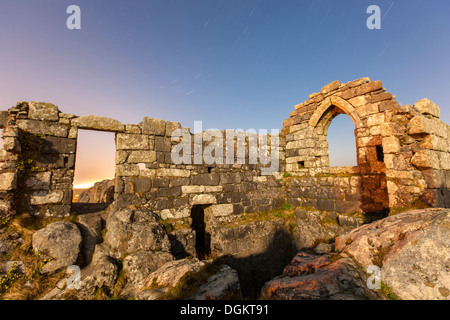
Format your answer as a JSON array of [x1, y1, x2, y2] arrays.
[[191, 204, 211, 260], [72, 129, 116, 212]]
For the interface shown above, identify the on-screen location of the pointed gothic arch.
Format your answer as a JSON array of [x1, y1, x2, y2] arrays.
[[309, 96, 363, 129]]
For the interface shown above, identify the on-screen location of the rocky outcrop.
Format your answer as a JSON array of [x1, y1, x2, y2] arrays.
[[208, 208, 359, 297], [262, 208, 450, 300], [77, 212, 104, 265], [260, 252, 384, 300], [41, 243, 119, 300], [121, 250, 174, 297], [101, 205, 174, 297], [77, 179, 115, 204], [335, 208, 450, 300], [104, 206, 172, 258], [136, 258, 241, 300], [32, 221, 82, 273], [136, 258, 206, 300], [189, 264, 241, 300]]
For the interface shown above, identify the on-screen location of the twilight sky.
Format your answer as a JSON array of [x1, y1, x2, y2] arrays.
[[1, 0, 449, 188]]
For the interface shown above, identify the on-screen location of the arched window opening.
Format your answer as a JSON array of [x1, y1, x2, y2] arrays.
[[327, 114, 357, 167]]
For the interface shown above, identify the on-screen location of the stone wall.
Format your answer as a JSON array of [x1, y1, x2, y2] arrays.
[[0, 102, 77, 217], [1, 77, 449, 220], [283, 78, 450, 213], [284, 167, 362, 213], [114, 121, 286, 219]]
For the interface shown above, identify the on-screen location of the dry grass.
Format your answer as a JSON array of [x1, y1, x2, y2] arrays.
[[0, 214, 68, 300]]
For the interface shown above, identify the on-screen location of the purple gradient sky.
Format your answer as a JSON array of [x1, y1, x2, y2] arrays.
[[1, 1, 449, 187]]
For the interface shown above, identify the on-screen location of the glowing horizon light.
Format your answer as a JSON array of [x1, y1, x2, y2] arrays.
[[73, 183, 95, 189]]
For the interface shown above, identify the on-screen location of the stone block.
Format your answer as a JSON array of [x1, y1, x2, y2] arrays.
[[421, 169, 445, 189], [116, 133, 149, 150], [156, 168, 191, 178], [420, 135, 448, 151], [367, 113, 385, 127], [358, 81, 383, 95], [59, 113, 76, 119], [0, 172, 17, 191], [116, 164, 139, 177], [382, 136, 400, 154], [283, 118, 294, 128], [165, 121, 182, 137], [294, 103, 304, 110], [439, 152, 450, 170], [30, 190, 64, 205], [181, 185, 222, 194], [141, 117, 166, 136], [317, 199, 335, 212], [126, 177, 152, 193], [115, 150, 129, 164], [155, 136, 172, 152], [68, 127, 78, 139], [59, 117, 70, 125], [28, 102, 59, 121], [1, 126, 19, 138], [17, 119, 68, 138], [205, 204, 234, 217], [0, 150, 10, 162], [128, 150, 156, 163], [152, 177, 170, 188], [190, 194, 217, 205], [220, 172, 242, 184], [2, 137, 20, 152], [348, 77, 371, 88], [41, 136, 76, 154], [125, 124, 141, 134], [408, 116, 447, 138], [25, 172, 51, 190], [0, 111, 8, 128], [190, 173, 219, 185], [411, 150, 440, 169], [320, 80, 341, 94], [72, 115, 125, 132], [348, 96, 367, 108], [414, 98, 440, 118], [341, 81, 383, 100], [370, 92, 393, 103]]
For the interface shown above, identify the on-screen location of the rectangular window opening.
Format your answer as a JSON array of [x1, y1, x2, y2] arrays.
[[72, 129, 116, 207], [376, 145, 384, 162], [298, 161, 305, 169]]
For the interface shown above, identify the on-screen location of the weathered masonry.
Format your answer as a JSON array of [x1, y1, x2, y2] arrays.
[[0, 78, 449, 219]]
